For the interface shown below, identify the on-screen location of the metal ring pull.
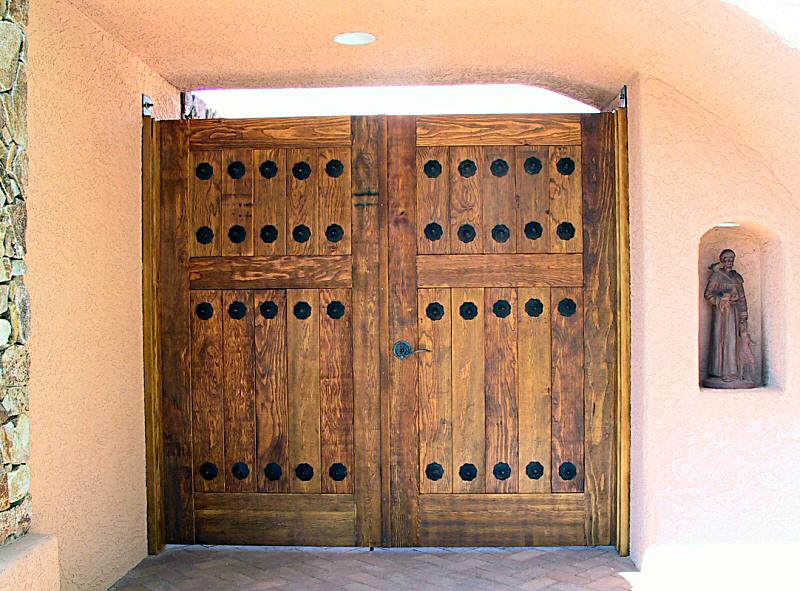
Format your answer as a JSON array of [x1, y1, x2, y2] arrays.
[[392, 340, 432, 360]]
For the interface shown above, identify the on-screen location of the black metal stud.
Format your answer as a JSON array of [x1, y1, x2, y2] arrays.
[[559, 462, 577, 481], [458, 159, 477, 178], [228, 301, 247, 320], [493, 299, 512, 318], [196, 226, 214, 244], [425, 462, 444, 481], [260, 224, 278, 243], [558, 298, 577, 317], [195, 162, 214, 180], [457, 224, 476, 243], [524, 220, 543, 241], [325, 159, 345, 178], [526, 461, 544, 480], [423, 159, 442, 179], [329, 463, 348, 481], [292, 161, 311, 180], [459, 301, 478, 320], [296, 463, 314, 481], [557, 221, 575, 241], [231, 462, 250, 480], [195, 302, 214, 320], [259, 160, 278, 179], [327, 300, 345, 319], [265, 462, 282, 481], [459, 463, 478, 482], [525, 298, 544, 318], [490, 158, 509, 177], [325, 224, 344, 243], [556, 157, 576, 176], [228, 225, 246, 244], [294, 301, 312, 320], [524, 156, 543, 175], [292, 224, 311, 243], [227, 161, 246, 179], [424, 222, 443, 241], [199, 462, 218, 481], [492, 224, 510, 243], [493, 462, 511, 481], [259, 300, 278, 319], [426, 302, 445, 321]]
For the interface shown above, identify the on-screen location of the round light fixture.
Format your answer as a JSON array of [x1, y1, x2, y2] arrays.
[[333, 32, 376, 46]]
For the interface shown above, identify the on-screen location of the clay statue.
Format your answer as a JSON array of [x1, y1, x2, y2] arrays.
[[702, 249, 757, 388]]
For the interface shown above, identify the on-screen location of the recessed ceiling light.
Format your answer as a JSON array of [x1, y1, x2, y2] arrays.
[[333, 32, 376, 46], [717, 222, 740, 228]]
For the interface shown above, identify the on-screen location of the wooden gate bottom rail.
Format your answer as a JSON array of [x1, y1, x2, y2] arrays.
[[417, 254, 583, 288], [189, 255, 353, 289]]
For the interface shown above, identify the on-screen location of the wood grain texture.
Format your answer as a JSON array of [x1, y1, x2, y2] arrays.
[[416, 115, 582, 146], [484, 288, 518, 494], [158, 120, 194, 543], [517, 287, 551, 493], [449, 146, 483, 254], [450, 287, 485, 494], [320, 289, 354, 494], [481, 146, 516, 253], [417, 289, 452, 494], [416, 147, 450, 255], [287, 288, 321, 493], [221, 149, 254, 256], [190, 290, 224, 493], [252, 148, 287, 256], [254, 289, 288, 493], [195, 493, 356, 546], [551, 287, 585, 494], [318, 147, 352, 255], [549, 146, 583, 254], [515, 146, 550, 253], [189, 150, 222, 257], [222, 290, 256, 492], [417, 254, 583, 288], [189, 255, 352, 289], [189, 116, 352, 149], [287, 148, 319, 255]]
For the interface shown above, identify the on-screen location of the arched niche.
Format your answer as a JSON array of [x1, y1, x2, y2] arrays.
[[698, 222, 784, 389]]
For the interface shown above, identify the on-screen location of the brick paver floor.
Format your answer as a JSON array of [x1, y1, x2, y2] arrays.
[[110, 545, 638, 591]]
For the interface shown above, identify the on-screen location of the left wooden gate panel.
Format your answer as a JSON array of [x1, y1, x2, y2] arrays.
[[159, 117, 383, 546]]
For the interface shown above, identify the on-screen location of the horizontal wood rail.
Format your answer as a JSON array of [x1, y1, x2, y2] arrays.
[[189, 255, 353, 289], [416, 115, 582, 146], [189, 116, 352, 149], [416, 254, 583, 287]]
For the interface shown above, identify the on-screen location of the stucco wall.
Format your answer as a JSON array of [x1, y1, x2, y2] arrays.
[[26, 1, 179, 589]]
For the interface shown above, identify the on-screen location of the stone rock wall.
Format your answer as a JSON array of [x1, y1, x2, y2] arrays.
[[0, 0, 30, 546]]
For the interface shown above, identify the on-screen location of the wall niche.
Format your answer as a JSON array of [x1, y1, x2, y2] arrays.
[[698, 223, 783, 389]]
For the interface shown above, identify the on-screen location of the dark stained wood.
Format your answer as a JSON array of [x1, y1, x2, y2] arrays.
[[318, 147, 352, 255], [254, 289, 289, 493], [416, 115, 582, 146], [515, 146, 550, 254], [190, 290, 224, 493], [480, 146, 516, 253], [549, 145, 583, 254], [189, 116, 352, 149], [320, 289, 355, 494], [417, 254, 583, 288], [189, 255, 352, 289], [222, 290, 256, 492], [484, 288, 518, 494], [551, 287, 585, 494], [252, 148, 287, 256], [195, 493, 356, 546], [449, 146, 483, 254], [189, 150, 222, 257], [416, 147, 450, 255], [287, 148, 319, 255], [221, 149, 254, 256], [158, 120, 194, 543]]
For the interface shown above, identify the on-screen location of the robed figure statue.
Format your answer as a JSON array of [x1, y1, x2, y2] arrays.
[[702, 249, 757, 388]]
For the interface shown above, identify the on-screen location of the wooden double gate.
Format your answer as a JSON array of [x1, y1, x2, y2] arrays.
[[152, 112, 627, 549]]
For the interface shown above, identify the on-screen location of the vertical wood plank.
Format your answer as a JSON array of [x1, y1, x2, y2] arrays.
[[319, 147, 352, 255], [449, 146, 483, 254], [548, 146, 583, 254], [287, 288, 321, 493], [252, 149, 287, 256], [320, 289, 355, 494], [254, 289, 288, 493], [190, 290, 224, 493], [484, 287, 518, 494], [481, 146, 516, 254], [517, 287, 551, 493], [159, 120, 194, 543], [551, 287, 585, 493], [287, 148, 319, 255], [417, 288, 452, 494], [221, 149, 254, 256], [451, 287, 485, 494], [223, 290, 256, 492], [416, 147, 450, 255], [189, 150, 222, 257], [515, 147, 550, 254]]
